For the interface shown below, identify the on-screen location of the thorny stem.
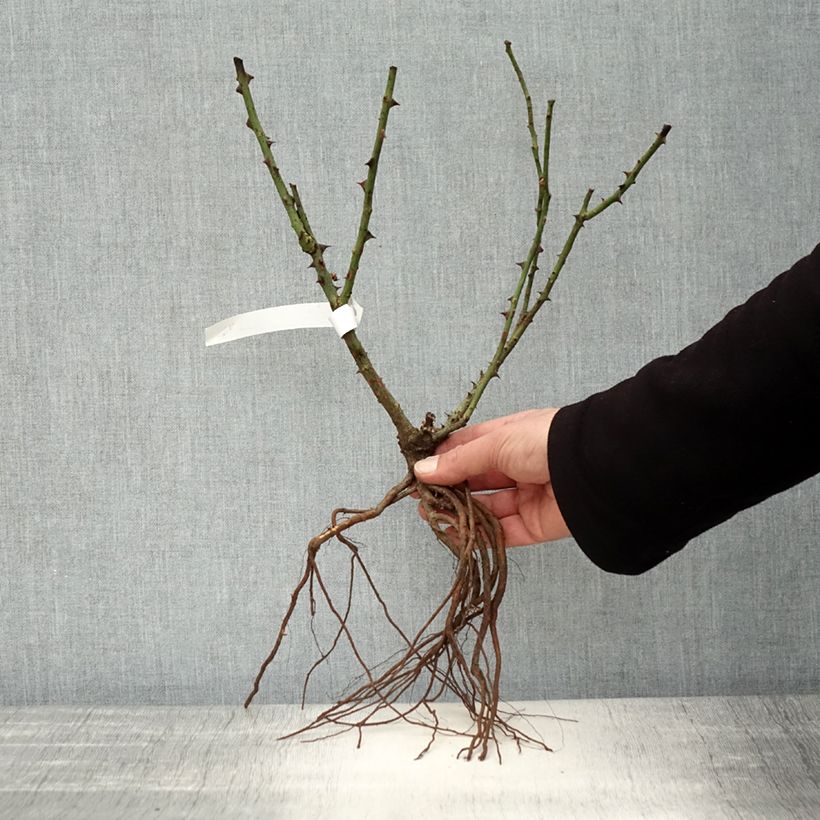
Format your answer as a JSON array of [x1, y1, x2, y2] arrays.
[[341, 66, 399, 304], [522, 99, 555, 315], [440, 44, 671, 439], [234, 58, 338, 307], [234, 57, 419, 449], [504, 41, 543, 200]]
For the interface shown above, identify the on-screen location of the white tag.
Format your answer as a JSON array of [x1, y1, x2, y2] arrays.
[[205, 298, 363, 346]]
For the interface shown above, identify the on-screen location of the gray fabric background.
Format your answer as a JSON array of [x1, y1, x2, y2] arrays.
[[1, 0, 818, 707]]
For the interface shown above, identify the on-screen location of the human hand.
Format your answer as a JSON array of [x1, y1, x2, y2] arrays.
[[413, 408, 571, 547]]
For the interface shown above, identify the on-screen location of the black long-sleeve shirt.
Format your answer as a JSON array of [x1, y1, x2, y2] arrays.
[[547, 241, 820, 574]]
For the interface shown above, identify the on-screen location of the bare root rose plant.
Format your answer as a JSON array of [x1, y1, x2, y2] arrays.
[[228, 42, 670, 761]]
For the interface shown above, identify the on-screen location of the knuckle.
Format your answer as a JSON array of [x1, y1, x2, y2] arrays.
[[489, 431, 510, 473], [445, 444, 465, 474]]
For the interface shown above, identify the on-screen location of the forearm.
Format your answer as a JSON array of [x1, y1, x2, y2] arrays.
[[548, 241, 820, 574]]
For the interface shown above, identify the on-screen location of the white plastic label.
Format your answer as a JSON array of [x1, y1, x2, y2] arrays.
[[205, 297, 363, 346]]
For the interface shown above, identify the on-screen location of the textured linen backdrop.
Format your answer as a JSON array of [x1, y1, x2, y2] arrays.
[[2, 0, 818, 706]]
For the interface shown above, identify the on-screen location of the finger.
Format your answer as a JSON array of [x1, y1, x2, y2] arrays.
[[423, 504, 543, 549], [434, 409, 540, 454], [472, 488, 520, 519], [464, 469, 515, 492], [413, 471, 512, 493], [497, 514, 539, 547], [414, 431, 504, 486]]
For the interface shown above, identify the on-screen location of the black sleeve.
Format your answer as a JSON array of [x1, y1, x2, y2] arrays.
[[547, 241, 820, 575]]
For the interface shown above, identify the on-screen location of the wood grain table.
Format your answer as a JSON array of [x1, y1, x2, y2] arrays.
[[0, 695, 817, 819]]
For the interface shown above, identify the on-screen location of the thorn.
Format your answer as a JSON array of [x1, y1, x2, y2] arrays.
[[493, 372, 501, 379], [235, 84, 243, 94], [363, 229, 375, 242], [537, 245, 544, 253], [246, 73, 254, 82], [500, 311, 509, 319], [262, 157, 272, 168], [245, 118, 253, 129], [387, 98, 400, 108], [532, 265, 539, 272], [357, 179, 367, 190], [315, 279, 322, 286], [515, 260, 526, 269], [331, 273, 338, 281], [364, 158, 374, 168], [622, 170, 631, 178], [265, 138, 274, 147], [308, 260, 317, 269], [317, 243, 331, 253], [615, 195, 623, 205]]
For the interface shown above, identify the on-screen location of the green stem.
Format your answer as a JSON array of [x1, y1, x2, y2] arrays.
[[502, 188, 595, 359], [522, 99, 555, 315], [529, 124, 671, 314], [234, 58, 339, 306], [234, 57, 417, 447], [341, 67, 399, 304], [504, 41, 543, 195], [440, 118, 671, 440], [583, 124, 671, 219]]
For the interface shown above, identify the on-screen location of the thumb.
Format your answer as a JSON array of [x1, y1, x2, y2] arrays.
[[413, 435, 499, 485]]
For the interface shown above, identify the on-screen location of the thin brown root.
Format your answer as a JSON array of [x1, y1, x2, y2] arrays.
[[247, 470, 552, 761]]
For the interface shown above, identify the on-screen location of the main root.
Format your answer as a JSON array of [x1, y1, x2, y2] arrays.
[[244, 471, 554, 762]]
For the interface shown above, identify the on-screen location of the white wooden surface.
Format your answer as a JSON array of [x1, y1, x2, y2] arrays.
[[0, 695, 817, 819]]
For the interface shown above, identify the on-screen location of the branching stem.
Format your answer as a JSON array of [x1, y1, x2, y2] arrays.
[[440, 45, 670, 438], [234, 57, 419, 448]]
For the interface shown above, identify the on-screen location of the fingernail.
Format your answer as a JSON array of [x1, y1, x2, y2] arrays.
[[414, 455, 439, 475]]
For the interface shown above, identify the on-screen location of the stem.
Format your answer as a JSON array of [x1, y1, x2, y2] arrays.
[[504, 41, 543, 196], [341, 67, 399, 304], [442, 120, 671, 439], [528, 124, 672, 314], [234, 57, 418, 446], [234, 58, 339, 307], [583, 125, 671, 219], [522, 99, 555, 315], [344, 331, 417, 445], [499, 188, 594, 364]]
